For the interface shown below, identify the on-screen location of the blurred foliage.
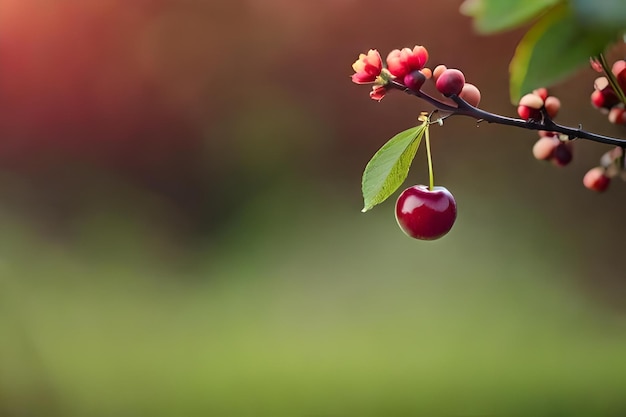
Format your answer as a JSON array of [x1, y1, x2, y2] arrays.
[[462, 0, 625, 101], [0, 0, 626, 416]]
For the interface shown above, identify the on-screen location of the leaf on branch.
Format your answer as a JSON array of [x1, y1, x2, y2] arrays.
[[460, 0, 559, 34], [509, 2, 620, 103], [361, 123, 427, 212]]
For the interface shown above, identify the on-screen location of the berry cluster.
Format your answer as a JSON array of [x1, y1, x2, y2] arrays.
[[351, 47, 480, 107], [519, 88, 573, 167], [591, 59, 626, 125], [351, 45, 626, 240]]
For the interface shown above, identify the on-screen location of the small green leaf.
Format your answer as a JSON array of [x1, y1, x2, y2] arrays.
[[509, 3, 619, 103], [460, 0, 560, 34], [361, 123, 427, 213]]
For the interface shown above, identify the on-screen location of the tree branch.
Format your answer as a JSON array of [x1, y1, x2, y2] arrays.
[[388, 81, 626, 147]]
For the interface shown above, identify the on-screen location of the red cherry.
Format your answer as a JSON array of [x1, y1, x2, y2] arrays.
[[395, 185, 457, 240]]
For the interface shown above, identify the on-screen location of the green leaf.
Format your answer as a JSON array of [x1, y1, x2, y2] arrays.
[[509, 3, 619, 103], [570, 0, 626, 30], [460, 0, 560, 34], [361, 124, 427, 213]]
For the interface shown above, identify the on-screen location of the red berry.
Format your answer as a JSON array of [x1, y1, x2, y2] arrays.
[[591, 78, 620, 110], [395, 185, 457, 240], [435, 69, 465, 97], [517, 93, 544, 120], [583, 167, 610, 192], [517, 105, 541, 121]]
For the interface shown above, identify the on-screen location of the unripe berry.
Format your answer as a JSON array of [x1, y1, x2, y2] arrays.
[[608, 106, 626, 124], [612, 60, 626, 77], [594, 76, 610, 91], [517, 93, 544, 120], [533, 88, 549, 102], [435, 69, 465, 97], [459, 83, 481, 107], [420, 67, 432, 79], [403, 70, 426, 92], [519, 93, 544, 109], [532, 136, 559, 161], [544, 96, 560, 119], [601, 146, 624, 167], [552, 142, 573, 167], [433, 65, 447, 82], [583, 167, 610, 192]]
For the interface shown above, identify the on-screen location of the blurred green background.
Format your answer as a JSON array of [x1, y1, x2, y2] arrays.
[[1, 1, 626, 416]]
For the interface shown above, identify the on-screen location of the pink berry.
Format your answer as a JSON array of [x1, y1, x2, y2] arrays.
[[532, 136, 559, 161], [583, 167, 610, 192], [533, 88, 549, 102], [435, 69, 465, 97], [395, 185, 457, 240], [519, 93, 544, 109], [612, 60, 626, 77], [544, 96, 560, 119], [459, 83, 481, 107], [608, 106, 626, 124]]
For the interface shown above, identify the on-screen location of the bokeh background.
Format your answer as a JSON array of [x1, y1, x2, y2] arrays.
[[1, 1, 626, 416]]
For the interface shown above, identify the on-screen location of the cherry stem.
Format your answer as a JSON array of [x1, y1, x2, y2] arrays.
[[425, 122, 434, 191], [388, 81, 626, 147]]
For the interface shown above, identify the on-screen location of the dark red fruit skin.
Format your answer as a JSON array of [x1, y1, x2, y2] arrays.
[[435, 69, 465, 97], [552, 142, 573, 166], [395, 185, 457, 240], [403, 70, 426, 92]]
